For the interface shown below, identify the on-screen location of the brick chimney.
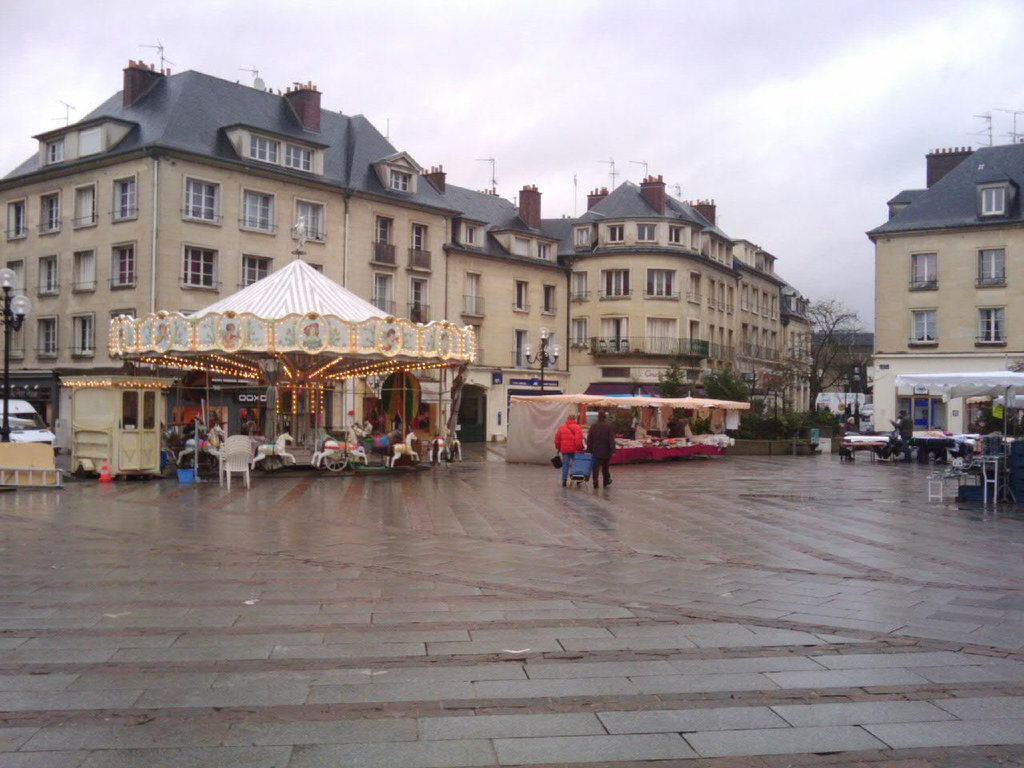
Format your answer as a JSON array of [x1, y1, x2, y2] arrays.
[[691, 199, 716, 226], [926, 146, 973, 187], [423, 165, 446, 193], [285, 81, 321, 133], [518, 185, 541, 229], [640, 174, 666, 214], [587, 187, 609, 210], [122, 60, 165, 108]]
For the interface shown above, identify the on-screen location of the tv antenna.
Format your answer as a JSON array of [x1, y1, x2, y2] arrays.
[[240, 66, 265, 91], [995, 108, 1024, 143], [598, 158, 618, 188], [670, 182, 682, 198], [54, 100, 76, 126], [476, 157, 497, 194], [629, 159, 648, 179], [573, 173, 578, 217], [141, 41, 174, 71], [972, 112, 993, 146]]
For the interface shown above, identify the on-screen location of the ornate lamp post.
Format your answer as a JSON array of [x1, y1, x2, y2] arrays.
[[523, 327, 560, 393], [851, 365, 862, 430], [0, 268, 31, 443]]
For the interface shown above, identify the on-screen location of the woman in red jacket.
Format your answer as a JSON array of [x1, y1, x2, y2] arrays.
[[553, 414, 584, 487]]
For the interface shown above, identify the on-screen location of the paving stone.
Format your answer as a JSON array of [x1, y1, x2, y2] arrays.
[[913, 662, 1024, 684], [474, 676, 639, 698], [524, 659, 676, 678], [76, 746, 293, 767], [0, 751, 89, 768], [685, 724, 887, 757], [0, 673, 79, 691], [765, 668, 930, 689], [134, 681, 310, 708], [0, 690, 141, 711], [419, 712, 605, 740], [864, 718, 1024, 748], [22, 721, 230, 750], [770, 700, 956, 726], [933, 696, 1024, 720], [225, 718, 417, 746], [289, 739, 495, 768], [668, 656, 825, 675], [272, 642, 426, 659], [0, 727, 38, 751], [809, 651, 1002, 669], [598, 705, 788, 733], [307, 680, 476, 704], [493, 733, 695, 764], [67, 672, 218, 691]]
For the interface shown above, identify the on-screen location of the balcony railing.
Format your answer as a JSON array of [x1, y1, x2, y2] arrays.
[[686, 291, 702, 304], [976, 274, 1006, 288], [72, 280, 97, 292], [909, 279, 937, 290], [570, 290, 590, 302], [462, 295, 484, 316], [975, 335, 1006, 345], [739, 342, 780, 360], [908, 335, 937, 345], [598, 289, 633, 300], [372, 242, 396, 265], [589, 336, 710, 357], [408, 248, 431, 270], [110, 276, 136, 289], [645, 290, 679, 300], [408, 303, 430, 323], [372, 298, 396, 315], [708, 343, 735, 361]]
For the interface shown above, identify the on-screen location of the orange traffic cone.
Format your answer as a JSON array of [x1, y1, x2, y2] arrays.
[[99, 458, 112, 483]]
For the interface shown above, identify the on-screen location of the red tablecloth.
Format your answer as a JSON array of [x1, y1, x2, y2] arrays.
[[610, 444, 723, 464]]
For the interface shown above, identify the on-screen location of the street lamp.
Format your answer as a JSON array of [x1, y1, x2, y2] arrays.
[[0, 268, 31, 443], [523, 327, 560, 393], [850, 365, 862, 430]]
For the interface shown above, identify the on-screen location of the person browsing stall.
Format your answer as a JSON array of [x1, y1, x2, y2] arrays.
[[586, 410, 616, 488], [554, 414, 584, 487]]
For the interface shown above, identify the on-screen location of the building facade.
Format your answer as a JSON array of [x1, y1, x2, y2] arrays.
[[869, 145, 1024, 433]]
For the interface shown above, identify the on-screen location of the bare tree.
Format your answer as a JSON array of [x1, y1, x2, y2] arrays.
[[807, 300, 864, 406]]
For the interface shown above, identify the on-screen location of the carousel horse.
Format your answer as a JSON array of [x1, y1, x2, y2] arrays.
[[429, 431, 462, 464], [447, 430, 462, 461], [251, 432, 295, 469], [177, 424, 225, 465], [311, 436, 367, 471], [389, 431, 420, 468]]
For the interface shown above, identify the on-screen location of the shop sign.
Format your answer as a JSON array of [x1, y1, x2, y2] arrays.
[[236, 392, 268, 404], [632, 368, 666, 382], [509, 378, 540, 387], [491, 372, 503, 385]]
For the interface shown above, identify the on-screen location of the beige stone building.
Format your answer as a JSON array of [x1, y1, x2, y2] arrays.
[[869, 145, 1024, 433], [1, 61, 810, 441]]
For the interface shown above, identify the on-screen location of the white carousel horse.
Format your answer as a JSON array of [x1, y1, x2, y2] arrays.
[[429, 431, 462, 464], [447, 431, 462, 462], [311, 436, 367, 471], [177, 424, 225, 465], [389, 431, 419, 467], [251, 432, 295, 469]]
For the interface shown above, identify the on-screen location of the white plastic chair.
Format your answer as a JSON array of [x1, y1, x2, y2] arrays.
[[221, 435, 253, 490]]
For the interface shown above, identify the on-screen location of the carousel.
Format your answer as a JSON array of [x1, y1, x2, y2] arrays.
[[108, 258, 476, 474]]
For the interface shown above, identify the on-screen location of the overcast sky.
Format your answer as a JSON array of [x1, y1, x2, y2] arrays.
[[3, 0, 1023, 328]]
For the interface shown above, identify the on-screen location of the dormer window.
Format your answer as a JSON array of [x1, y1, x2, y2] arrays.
[[980, 184, 1007, 216], [284, 145, 311, 171], [390, 170, 411, 192], [79, 127, 102, 156], [250, 136, 279, 163], [464, 225, 477, 245], [46, 139, 64, 164], [637, 223, 656, 242], [575, 227, 590, 247]]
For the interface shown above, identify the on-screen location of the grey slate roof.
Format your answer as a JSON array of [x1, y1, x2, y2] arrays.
[[576, 182, 731, 239], [870, 143, 1024, 236], [886, 189, 926, 206]]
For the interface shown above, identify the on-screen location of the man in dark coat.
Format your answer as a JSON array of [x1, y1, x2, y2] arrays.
[[586, 410, 616, 488]]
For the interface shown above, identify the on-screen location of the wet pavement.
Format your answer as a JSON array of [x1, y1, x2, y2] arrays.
[[1, 447, 1023, 767]]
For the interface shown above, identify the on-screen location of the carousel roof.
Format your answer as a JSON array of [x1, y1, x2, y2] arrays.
[[192, 259, 385, 321]]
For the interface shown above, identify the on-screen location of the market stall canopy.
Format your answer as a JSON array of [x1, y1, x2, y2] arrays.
[[893, 371, 1024, 401], [509, 394, 750, 411]]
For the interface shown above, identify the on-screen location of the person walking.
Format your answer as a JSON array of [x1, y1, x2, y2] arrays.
[[891, 409, 914, 461], [554, 414, 584, 487], [586, 410, 616, 488]]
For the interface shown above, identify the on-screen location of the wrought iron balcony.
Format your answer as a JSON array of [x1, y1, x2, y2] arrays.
[[462, 295, 484, 316], [408, 248, 431, 270], [408, 303, 430, 323], [588, 336, 710, 357], [909, 278, 937, 290], [739, 342, 780, 360], [372, 297, 396, 315], [372, 242, 396, 265], [570, 290, 590, 302]]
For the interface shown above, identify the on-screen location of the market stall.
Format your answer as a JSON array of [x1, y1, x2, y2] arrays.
[[506, 394, 749, 465]]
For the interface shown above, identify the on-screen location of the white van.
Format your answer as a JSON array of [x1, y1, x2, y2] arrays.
[[0, 399, 56, 445]]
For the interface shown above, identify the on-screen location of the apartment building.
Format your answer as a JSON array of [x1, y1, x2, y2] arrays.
[[869, 144, 1024, 432], [1, 61, 811, 440]]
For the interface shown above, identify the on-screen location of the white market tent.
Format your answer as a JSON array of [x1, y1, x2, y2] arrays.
[[894, 371, 1024, 433], [506, 394, 750, 464]]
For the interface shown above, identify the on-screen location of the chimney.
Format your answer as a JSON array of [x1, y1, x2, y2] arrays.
[[640, 174, 666, 214], [423, 165, 446, 193], [691, 199, 716, 226], [122, 60, 165, 108], [518, 184, 542, 229], [285, 81, 321, 133], [926, 146, 973, 187], [587, 187, 609, 210]]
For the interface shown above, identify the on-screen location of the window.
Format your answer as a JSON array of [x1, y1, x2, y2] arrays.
[[37, 318, 57, 357], [910, 252, 937, 289], [608, 224, 624, 242], [978, 307, 1005, 343], [390, 169, 411, 192], [372, 273, 395, 314], [981, 185, 1007, 216], [463, 272, 481, 315], [602, 269, 630, 298], [6, 200, 25, 238], [542, 284, 556, 314], [978, 248, 1005, 286], [669, 225, 683, 244], [250, 136, 279, 163], [46, 139, 64, 164], [514, 280, 529, 311], [647, 317, 677, 355], [646, 269, 675, 297], [242, 255, 271, 286], [295, 200, 324, 240], [409, 277, 428, 322], [571, 317, 589, 346], [242, 191, 274, 232], [38, 256, 58, 295], [688, 273, 702, 303], [411, 224, 428, 251], [182, 246, 217, 288], [72, 314, 94, 356], [5, 260, 24, 290], [284, 144, 312, 171], [575, 227, 590, 247], [464, 225, 477, 245], [601, 317, 628, 352], [113, 177, 137, 220], [514, 329, 528, 367], [79, 127, 102, 156], [637, 223, 655, 241], [112, 244, 136, 287], [538, 243, 551, 260], [73, 250, 96, 291], [73, 186, 96, 227], [40, 193, 60, 232], [184, 179, 218, 222], [571, 271, 588, 300], [375, 216, 392, 244], [911, 310, 936, 343]]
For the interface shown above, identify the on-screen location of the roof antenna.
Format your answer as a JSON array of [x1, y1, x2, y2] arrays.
[[385, 118, 390, 141], [54, 100, 76, 126], [670, 182, 682, 198], [240, 66, 265, 91], [995, 108, 1024, 143], [573, 173, 578, 217], [140, 41, 174, 72], [598, 158, 618, 188], [972, 112, 993, 147], [629, 159, 648, 179], [476, 157, 497, 195]]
